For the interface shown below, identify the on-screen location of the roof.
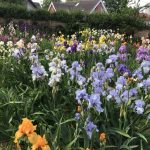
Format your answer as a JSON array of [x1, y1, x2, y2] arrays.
[[27, 0, 38, 8], [49, 0, 107, 13], [33, 2, 41, 8]]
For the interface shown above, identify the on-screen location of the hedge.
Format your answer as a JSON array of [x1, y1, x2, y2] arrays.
[[0, 2, 149, 34]]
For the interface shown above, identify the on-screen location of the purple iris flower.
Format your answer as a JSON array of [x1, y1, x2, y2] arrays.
[[136, 46, 150, 62], [106, 68, 114, 79], [75, 89, 88, 104], [109, 89, 118, 97], [91, 72, 99, 79], [71, 43, 77, 52], [89, 50, 94, 54], [135, 100, 145, 107], [29, 53, 39, 63], [12, 48, 24, 58], [140, 60, 150, 74], [119, 45, 126, 53], [145, 77, 150, 87], [117, 53, 127, 62], [92, 79, 102, 94], [72, 61, 81, 68], [145, 55, 150, 61], [121, 90, 129, 102], [118, 64, 131, 76], [66, 47, 71, 53], [77, 75, 86, 86], [134, 100, 145, 114], [88, 94, 103, 113], [129, 88, 138, 97], [30, 62, 47, 81], [75, 113, 81, 120], [116, 76, 126, 90], [85, 118, 99, 139], [89, 36, 93, 41], [110, 54, 118, 61], [133, 69, 143, 80], [69, 61, 82, 80], [117, 76, 126, 86]]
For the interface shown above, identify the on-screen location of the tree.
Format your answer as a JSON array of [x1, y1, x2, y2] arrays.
[[104, 0, 131, 13], [104, 0, 150, 13], [0, 0, 23, 5]]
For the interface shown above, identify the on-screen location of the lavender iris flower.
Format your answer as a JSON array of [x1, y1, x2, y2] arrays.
[[136, 46, 150, 62], [12, 48, 24, 58], [77, 75, 86, 86], [134, 100, 145, 114], [140, 60, 150, 74], [71, 43, 77, 52], [117, 53, 127, 62], [133, 69, 143, 80], [30, 62, 48, 81], [118, 64, 131, 76], [92, 79, 102, 94], [129, 88, 138, 97], [69, 61, 82, 80], [106, 54, 118, 64], [75, 113, 81, 120], [85, 118, 99, 139], [119, 45, 126, 53], [116, 76, 126, 90], [88, 94, 103, 113], [147, 114, 150, 119], [75, 89, 88, 104], [106, 68, 114, 79], [121, 90, 129, 102]]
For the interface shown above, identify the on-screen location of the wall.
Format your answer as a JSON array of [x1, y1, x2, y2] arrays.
[[134, 29, 150, 38]]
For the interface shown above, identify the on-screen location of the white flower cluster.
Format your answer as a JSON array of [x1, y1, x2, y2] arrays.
[[0, 41, 6, 59], [48, 57, 68, 87], [8, 22, 16, 36], [0, 26, 4, 35]]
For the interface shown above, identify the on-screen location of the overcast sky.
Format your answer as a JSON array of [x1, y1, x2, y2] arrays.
[[32, 0, 149, 6]]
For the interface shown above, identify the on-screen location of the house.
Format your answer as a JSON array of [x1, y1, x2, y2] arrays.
[[33, 2, 41, 9], [24, 0, 41, 10], [139, 13, 150, 25], [143, 3, 150, 15], [48, 0, 108, 14]]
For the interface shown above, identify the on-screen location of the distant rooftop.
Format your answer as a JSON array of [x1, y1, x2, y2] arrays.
[[50, 0, 107, 13]]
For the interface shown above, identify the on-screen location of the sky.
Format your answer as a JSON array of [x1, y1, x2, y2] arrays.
[[32, 0, 149, 6]]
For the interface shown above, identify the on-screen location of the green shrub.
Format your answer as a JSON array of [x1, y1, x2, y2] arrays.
[[0, 2, 149, 34]]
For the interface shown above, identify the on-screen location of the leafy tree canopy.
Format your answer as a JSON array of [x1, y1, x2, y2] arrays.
[[0, 0, 23, 5]]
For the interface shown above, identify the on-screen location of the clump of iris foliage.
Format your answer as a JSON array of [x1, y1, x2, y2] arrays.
[[0, 22, 150, 150]]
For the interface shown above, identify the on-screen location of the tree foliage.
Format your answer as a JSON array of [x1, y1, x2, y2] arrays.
[[0, 0, 23, 5], [104, 0, 131, 12]]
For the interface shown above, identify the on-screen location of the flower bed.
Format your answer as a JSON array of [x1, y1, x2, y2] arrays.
[[0, 23, 150, 149]]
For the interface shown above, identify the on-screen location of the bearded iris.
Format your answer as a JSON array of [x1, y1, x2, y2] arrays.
[[85, 118, 99, 139]]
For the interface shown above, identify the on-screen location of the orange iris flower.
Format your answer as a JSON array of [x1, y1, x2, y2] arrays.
[[99, 132, 106, 142], [14, 118, 37, 144], [30, 134, 51, 150]]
